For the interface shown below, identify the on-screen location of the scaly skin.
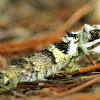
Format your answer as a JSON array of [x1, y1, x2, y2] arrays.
[[0, 24, 100, 93]]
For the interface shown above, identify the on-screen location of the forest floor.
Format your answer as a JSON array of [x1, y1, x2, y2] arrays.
[[0, 0, 100, 100]]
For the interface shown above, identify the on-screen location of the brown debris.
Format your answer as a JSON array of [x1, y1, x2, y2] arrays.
[[0, 55, 8, 69], [0, 31, 65, 56], [0, 1, 93, 57]]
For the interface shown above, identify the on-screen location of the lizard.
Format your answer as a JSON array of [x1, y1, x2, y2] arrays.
[[0, 24, 100, 93]]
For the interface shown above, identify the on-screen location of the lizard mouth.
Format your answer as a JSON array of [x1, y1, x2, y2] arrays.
[[84, 39, 100, 49], [87, 41, 100, 50], [86, 39, 100, 54]]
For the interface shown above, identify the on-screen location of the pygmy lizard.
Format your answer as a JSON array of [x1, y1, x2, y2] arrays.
[[0, 24, 100, 93]]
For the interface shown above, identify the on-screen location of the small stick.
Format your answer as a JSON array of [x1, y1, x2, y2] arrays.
[[86, 54, 96, 65], [73, 64, 100, 74]]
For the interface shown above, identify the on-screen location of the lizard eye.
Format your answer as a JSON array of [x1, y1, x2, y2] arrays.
[[89, 29, 100, 42]]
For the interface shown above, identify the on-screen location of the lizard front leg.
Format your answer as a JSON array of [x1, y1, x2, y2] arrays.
[[65, 58, 80, 74]]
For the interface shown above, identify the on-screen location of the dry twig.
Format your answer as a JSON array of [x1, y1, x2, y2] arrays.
[[52, 74, 100, 96], [73, 64, 100, 74]]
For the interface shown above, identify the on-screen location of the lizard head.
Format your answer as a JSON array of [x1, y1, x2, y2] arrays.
[[78, 24, 100, 54]]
